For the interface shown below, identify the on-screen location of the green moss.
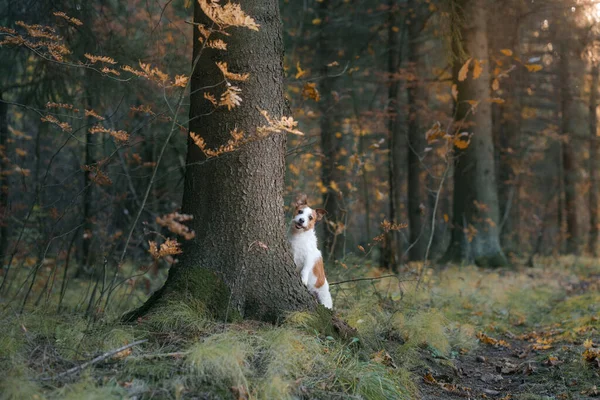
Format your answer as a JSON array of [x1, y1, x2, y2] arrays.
[[142, 298, 212, 335], [186, 331, 250, 388]]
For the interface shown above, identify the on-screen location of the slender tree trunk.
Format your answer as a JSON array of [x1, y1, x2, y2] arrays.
[[489, 8, 522, 257], [443, 0, 507, 267], [406, 0, 428, 261], [384, 0, 403, 270], [126, 0, 314, 322], [589, 62, 599, 255], [81, 94, 95, 272], [318, 0, 346, 261], [559, 37, 583, 255], [381, 0, 401, 271], [0, 92, 8, 267]]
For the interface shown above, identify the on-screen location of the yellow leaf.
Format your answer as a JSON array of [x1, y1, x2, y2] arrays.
[[488, 97, 505, 104], [184, 0, 192, 8], [458, 58, 472, 82], [330, 181, 340, 192], [443, 214, 449, 223], [472, 59, 483, 80], [492, 78, 500, 91], [295, 62, 307, 79], [392, 26, 399, 32], [451, 84, 458, 101], [312, 18, 322, 25], [500, 49, 513, 56], [525, 64, 543, 72], [358, 245, 365, 252]]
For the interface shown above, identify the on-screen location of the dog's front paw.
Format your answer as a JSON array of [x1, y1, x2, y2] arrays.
[[301, 277, 309, 286]]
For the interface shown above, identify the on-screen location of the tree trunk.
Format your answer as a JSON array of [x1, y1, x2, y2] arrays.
[[318, 0, 347, 261], [489, 5, 522, 257], [559, 36, 584, 255], [384, 0, 403, 270], [0, 92, 8, 267], [589, 62, 598, 255], [81, 94, 95, 273], [126, 0, 315, 323], [406, 0, 428, 261], [443, 0, 507, 267]]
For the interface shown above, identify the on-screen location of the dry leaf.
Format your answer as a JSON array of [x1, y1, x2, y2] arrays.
[[525, 64, 543, 72], [295, 61, 307, 79], [472, 59, 483, 79], [458, 58, 472, 82], [302, 82, 320, 101], [492, 78, 500, 91]]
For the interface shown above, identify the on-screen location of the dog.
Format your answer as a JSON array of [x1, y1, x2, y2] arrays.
[[288, 194, 333, 309]]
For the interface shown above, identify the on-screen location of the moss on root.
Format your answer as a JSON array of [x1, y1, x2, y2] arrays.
[[123, 268, 237, 323]]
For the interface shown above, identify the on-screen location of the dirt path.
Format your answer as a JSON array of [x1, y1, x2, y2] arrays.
[[419, 337, 599, 399]]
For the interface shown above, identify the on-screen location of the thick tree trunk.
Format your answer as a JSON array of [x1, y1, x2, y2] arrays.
[[588, 62, 598, 256], [127, 0, 314, 323], [443, 0, 507, 267], [406, 0, 428, 261], [318, 0, 347, 261]]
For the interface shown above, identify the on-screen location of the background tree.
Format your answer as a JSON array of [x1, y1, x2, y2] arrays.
[[443, 0, 507, 267]]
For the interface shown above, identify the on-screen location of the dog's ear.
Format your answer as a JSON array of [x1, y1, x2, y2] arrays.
[[315, 208, 327, 221], [293, 193, 308, 208]]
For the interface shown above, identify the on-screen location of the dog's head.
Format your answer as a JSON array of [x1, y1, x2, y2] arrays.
[[291, 194, 326, 232]]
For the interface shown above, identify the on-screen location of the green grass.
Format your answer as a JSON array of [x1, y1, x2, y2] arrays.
[[0, 256, 598, 399]]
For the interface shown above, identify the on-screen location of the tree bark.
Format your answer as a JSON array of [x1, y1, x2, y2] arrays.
[[589, 62, 598, 255], [443, 0, 507, 267], [126, 0, 315, 323]]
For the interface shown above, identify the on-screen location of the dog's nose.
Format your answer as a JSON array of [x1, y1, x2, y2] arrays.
[[298, 218, 305, 224]]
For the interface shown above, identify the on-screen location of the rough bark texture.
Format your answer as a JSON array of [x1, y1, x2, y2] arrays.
[[589, 62, 599, 256], [558, 36, 585, 255], [127, 0, 315, 323], [406, 0, 429, 261], [443, 0, 507, 267], [318, 0, 347, 261]]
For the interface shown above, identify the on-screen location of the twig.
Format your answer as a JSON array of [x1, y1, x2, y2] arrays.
[[329, 274, 415, 286], [42, 339, 148, 381]]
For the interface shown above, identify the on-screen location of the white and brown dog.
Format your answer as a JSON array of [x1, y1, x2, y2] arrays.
[[288, 194, 332, 309]]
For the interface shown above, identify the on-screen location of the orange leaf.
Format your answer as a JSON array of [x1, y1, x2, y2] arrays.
[[458, 58, 472, 82], [525, 64, 543, 72], [472, 59, 483, 79]]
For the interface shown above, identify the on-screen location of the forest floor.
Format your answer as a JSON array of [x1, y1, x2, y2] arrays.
[[0, 255, 598, 399]]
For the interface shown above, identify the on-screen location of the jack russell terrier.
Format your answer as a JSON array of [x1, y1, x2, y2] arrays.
[[288, 194, 333, 309]]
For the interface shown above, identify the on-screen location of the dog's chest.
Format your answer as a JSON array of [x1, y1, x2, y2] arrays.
[[289, 230, 318, 268]]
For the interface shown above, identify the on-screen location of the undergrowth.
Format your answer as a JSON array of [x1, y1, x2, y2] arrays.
[[0, 256, 598, 399]]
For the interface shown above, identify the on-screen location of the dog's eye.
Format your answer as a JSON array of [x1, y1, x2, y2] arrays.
[[298, 210, 303, 215], [309, 215, 313, 221]]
